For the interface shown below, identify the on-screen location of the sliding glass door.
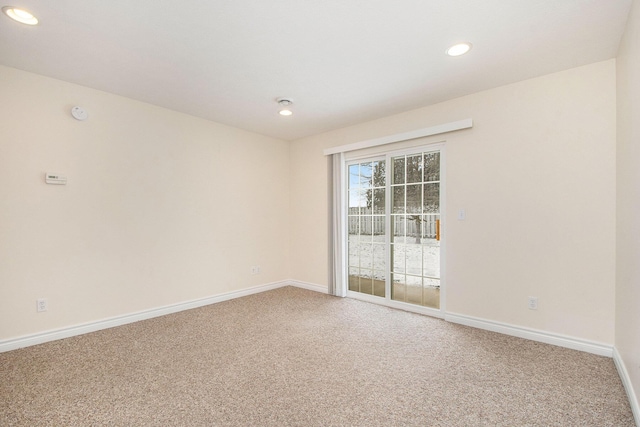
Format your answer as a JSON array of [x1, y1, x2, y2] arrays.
[[347, 146, 442, 311]]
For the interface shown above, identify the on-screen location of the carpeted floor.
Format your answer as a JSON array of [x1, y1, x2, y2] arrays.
[[0, 286, 635, 426]]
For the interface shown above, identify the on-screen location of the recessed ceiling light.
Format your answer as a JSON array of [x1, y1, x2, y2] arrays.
[[276, 97, 293, 116], [2, 6, 38, 25], [447, 42, 472, 57]]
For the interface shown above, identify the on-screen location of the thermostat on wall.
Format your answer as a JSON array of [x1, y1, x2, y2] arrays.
[[45, 173, 67, 185]]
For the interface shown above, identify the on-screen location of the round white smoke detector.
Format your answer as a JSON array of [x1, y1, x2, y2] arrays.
[[71, 106, 88, 121]]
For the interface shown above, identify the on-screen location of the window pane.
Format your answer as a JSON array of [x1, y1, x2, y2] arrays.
[[360, 162, 373, 188], [405, 243, 422, 276], [393, 157, 405, 184], [348, 164, 360, 189], [348, 267, 359, 291], [421, 215, 437, 239], [373, 277, 385, 297], [373, 268, 386, 280], [406, 155, 423, 183], [373, 243, 386, 272], [424, 277, 440, 288], [372, 215, 385, 236], [356, 216, 367, 237], [406, 184, 421, 213], [392, 186, 405, 213], [392, 215, 408, 243], [406, 275, 423, 305], [359, 271, 373, 294], [348, 233, 359, 267], [372, 161, 386, 187], [372, 188, 385, 214], [348, 215, 359, 236], [404, 215, 422, 244], [423, 278, 440, 309], [392, 243, 406, 273], [423, 183, 439, 213], [423, 244, 440, 278], [360, 244, 373, 270], [349, 189, 366, 214], [424, 152, 440, 182], [392, 274, 406, 302], [348, 190, 359, 209]]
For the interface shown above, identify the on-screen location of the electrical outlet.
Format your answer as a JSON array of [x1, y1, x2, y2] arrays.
[[250, 266, 262, 275], [527, 296, 538, 310], [36, 298, 48, 312]]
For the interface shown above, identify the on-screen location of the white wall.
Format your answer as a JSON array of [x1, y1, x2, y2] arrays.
[[290, 60, 617, 344], [616, 0, 640, 412], [0, 65, 291, 340]]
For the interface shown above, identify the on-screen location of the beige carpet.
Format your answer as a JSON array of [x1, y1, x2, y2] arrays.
[[0, 286, 635, 426]]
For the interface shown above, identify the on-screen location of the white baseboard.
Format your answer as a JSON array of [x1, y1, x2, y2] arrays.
[[613, 347, 640, 426], [445, 312, 613, 357], [0, 280, 291, 353], [287, 280, 329, 294]]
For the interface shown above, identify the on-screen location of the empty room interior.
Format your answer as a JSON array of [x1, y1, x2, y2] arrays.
[[1, 0, 640, 425]]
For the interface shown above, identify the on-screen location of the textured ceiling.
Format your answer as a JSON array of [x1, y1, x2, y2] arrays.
[[0, 0, 632, 140]]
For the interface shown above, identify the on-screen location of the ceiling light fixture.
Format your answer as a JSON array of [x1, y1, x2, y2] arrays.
[[277, 97, 293, 116], [446, 42, 472, 57], [2, 6, 38, 25]]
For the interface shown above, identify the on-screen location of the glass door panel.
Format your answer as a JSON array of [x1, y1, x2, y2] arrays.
[[390, 151, 441, 309], [348, 160, 386, 297]]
